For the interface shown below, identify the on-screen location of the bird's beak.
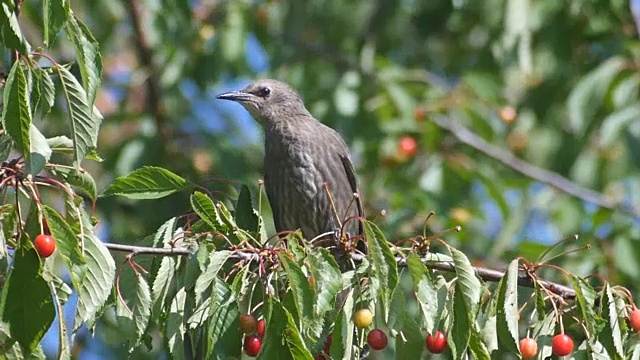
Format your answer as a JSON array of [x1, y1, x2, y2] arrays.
[[216, 90, 253, 103]]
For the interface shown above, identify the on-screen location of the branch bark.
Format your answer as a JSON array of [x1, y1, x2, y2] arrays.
[[104, 242, 576, 300]]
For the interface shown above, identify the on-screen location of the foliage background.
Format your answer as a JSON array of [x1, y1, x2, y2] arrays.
[[4, 0, 640, 358]]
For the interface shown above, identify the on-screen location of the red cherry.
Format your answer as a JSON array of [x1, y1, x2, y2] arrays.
[[398, 136, 418, 158], [551, 334, 573, 356], [426, 331, 447, 354], [257, 319, 265, 338], [519, 337, 538, 359], [243, 334, 262, 357], [367, 328, 388, 350], [323, 334, 332, 353], [239, 314, 257, 334], [34, 234, 56, 258], [630, 309, 640, 331]]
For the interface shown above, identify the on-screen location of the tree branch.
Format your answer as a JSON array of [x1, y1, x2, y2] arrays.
[[104, 242, 576, 300], [431, 115, 640, 219]]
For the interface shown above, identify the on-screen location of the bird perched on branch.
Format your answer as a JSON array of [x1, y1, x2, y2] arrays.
[[217, 79, 364, 254]]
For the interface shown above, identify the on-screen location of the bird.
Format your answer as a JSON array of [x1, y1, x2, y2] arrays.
[[216, 79, 364, 253]]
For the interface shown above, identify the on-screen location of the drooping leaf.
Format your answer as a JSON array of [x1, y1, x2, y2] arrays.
[[103, 166, 189, 199], [2, 62, 31, 164], [235, 184, 259, 233], [42, 206, 86, 286], [258, 298, 313, 360], [165, 287, 186, 360], [0, 248, 55, 354], [279, 252, 314, 324], [495, 259, 519, 354], [308, 248, 342, 317], [0, 3, 31, 53], [57, 65, 102, 167], [449, 246, 481, 314], [600, 284, 624, 360], [65, 15, 102, 107], [73, 229, 116, 331], [364, 221, 398, 317], [44, 0, 69, 46], [190, 191, 229, 232]]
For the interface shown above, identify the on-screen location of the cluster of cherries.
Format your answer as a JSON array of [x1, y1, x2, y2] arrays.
[[239, 315, 266, 356]]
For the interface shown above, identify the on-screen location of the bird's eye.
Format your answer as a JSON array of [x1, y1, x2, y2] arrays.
[[257, 87, 271, 98]]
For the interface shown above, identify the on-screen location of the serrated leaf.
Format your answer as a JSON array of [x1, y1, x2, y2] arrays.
[[73, 229, 116, 331], [152, 256, 178, 316], [194, 250, 232, 305], [600, 284, 624, 359], [364, 221, 398, 317], [132, 273, 151, 341], [258, 298, 313, 360], [57, 65, 102, 167], [450, 284, 471, 359], [65, 15, 102, 107], [235, 184, 259, 233], [66, 168, 98, 202], [331, 289, 354, 359], [308, 248, 342, 317], [48, 281, 70, 360], [407, 253, 439, 334], [166, 287, 186, 360], [449, 246, 481, 314], [42, 206, 86, 286], [0, 133, 13, 162], [190, 191, 227, 232], [206, 288, 241, 359], [0, 3, 31, 53], [44, 0, 68, 46], [2, 62, 31, 164], [0, 248, 54, 355], [600, 103, 640, 147], [496, 259, 519, 354], [103, 166, 188, 199], [27, 124, 52, 175], [39, 69, 56, 116], [469, 322, 491, 360], [279, 252, 314, 323], [570, 275, 601, 337]]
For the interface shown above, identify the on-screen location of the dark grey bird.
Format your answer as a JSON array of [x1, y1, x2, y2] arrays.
[[216, 79, 364, 251]]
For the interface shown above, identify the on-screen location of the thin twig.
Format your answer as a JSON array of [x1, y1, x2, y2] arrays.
[[104, 242, 576, 299], [431, 115, 640, 219]]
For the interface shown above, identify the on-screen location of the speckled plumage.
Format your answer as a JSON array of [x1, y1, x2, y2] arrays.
[[217, 79, 363, 243]]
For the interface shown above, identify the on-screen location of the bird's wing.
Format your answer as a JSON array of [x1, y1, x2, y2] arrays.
[[339, 154, 364, 235]]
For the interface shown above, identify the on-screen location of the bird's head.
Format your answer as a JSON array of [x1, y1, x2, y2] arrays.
[[216, 79, 308, 125]]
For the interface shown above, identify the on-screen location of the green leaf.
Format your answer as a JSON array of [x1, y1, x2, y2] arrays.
[[0, 133, 13, 162], [468, 325, 491, 360], [0, 3, 31, 53], [57, 65, 102, 167], [396, 315, 425, 359], [570, 275, 601, 337], [131, 273, 151, 342], [364, 221, 398, 316], [308, 248, 342, 317], [0, 248, 55, 354], [331, 289, 354, 359], [42, 206, 86, 286], [235, 184, 259, 233], [495, 259, 519, 354], [65, 15, 102, 107], [38, 69, 56, 116], [566, 57, 625, 135], [103, 166, 188, 199], [165, 287, 186, 360], [190, 191, 229, 232], [258, 298, 313, 360], [73, 228, 116, 331], [2, 62, 31, 164], [152, 256, 178, 316], [449, 246, 481, 314], [450, 284, 471, 359], [407, 253, 439, 334], [206, 285, 241, 359], [27, 124, 52, 175], [279, 252, 314, 324], [194, 250, 232, 306], [600, 284, 624, 360], [44, 0, 69, 46], [48, 281, 70, 360]]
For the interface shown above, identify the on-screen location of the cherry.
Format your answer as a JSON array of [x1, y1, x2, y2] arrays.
[[323, 334, 332, 353], [426, 331, 447, 354], [353, 308, 373, 328], [519, 337, 538, 359], [551, 334, 573, 356], [34, 234, 56, 258], [367, 328, 388, 350], [414, 106, 426, 122], [630, 309, 640, 331], [257, 319, 265, 338], [499, 106, 517, 124], [398, 136, 418, 158], [239, 314, 257, 334], [243, 334, 262, 357]]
